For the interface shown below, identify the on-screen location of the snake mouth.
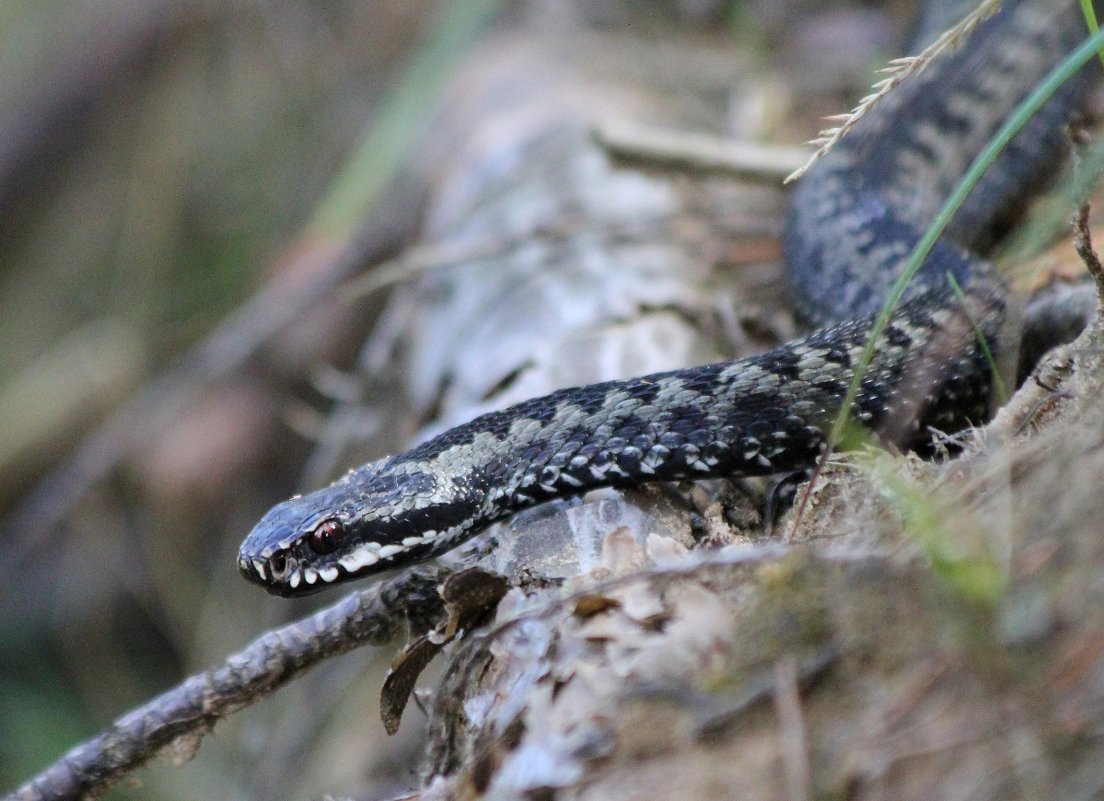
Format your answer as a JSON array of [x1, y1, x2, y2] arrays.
[[237, 533, 448, 597], [236, 550, 309, 596], [237, 550, 336, 597]]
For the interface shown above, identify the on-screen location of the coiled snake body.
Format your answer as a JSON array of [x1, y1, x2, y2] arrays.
[[240, 0, 1098, 596]]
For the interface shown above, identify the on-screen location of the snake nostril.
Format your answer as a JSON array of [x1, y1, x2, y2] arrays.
[[270, 552, 288, 579]]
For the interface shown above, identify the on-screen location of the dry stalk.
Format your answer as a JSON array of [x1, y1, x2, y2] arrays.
[[785, 0, 1002, 184]]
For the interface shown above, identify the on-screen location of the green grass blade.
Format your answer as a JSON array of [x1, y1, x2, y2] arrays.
[[1081, 0, 1104, 68], [825, 26, 1104, 458], [946, 271, 1009, 405]]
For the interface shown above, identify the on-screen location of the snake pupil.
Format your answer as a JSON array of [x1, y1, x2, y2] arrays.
[[308, 519, 344, 555]]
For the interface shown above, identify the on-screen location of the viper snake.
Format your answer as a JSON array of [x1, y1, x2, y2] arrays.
[[240, 0, 1101, 596]]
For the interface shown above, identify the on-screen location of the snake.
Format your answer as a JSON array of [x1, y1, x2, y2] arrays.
[[239, 0, 1099, 597]]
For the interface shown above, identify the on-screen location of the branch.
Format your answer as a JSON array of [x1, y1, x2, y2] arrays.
[[4, 566, 448, 801], [1072, 201, 1104, 305], [593, 119, 809, 182]]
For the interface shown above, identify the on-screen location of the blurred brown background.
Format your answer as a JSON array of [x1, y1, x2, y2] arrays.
[[0, 2, 454, 798], [0, 1, 912, 799]]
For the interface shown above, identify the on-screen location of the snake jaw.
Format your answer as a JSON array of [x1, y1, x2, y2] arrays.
[[237, 464, 474, 596], [238, 534, 350, 597], [238, 528, 449, 597]]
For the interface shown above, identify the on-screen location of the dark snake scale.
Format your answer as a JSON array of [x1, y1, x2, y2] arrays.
[[240, 0, 1099, 596]]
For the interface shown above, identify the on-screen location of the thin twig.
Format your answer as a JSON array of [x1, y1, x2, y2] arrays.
[[981, 203, 1104, 439], [594, 119, 809, 181], [4, 567, 448, 801], [772, 655, 813, 801], [1072, 202, 1104, 305]]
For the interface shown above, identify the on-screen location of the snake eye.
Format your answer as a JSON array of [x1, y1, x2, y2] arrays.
[[307, 519, 345, 555]]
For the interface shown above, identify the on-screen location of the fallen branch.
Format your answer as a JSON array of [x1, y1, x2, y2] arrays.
[[4, 566, 447, 801]]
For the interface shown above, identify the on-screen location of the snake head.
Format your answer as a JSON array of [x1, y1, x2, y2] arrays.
[[237, 460, 479, 597]]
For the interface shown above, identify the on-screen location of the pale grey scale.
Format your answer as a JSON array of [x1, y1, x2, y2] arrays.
[[237, 0, 1099, 597]]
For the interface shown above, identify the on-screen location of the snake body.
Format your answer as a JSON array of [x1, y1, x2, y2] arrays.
[[240, 0, 1097, 596]]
